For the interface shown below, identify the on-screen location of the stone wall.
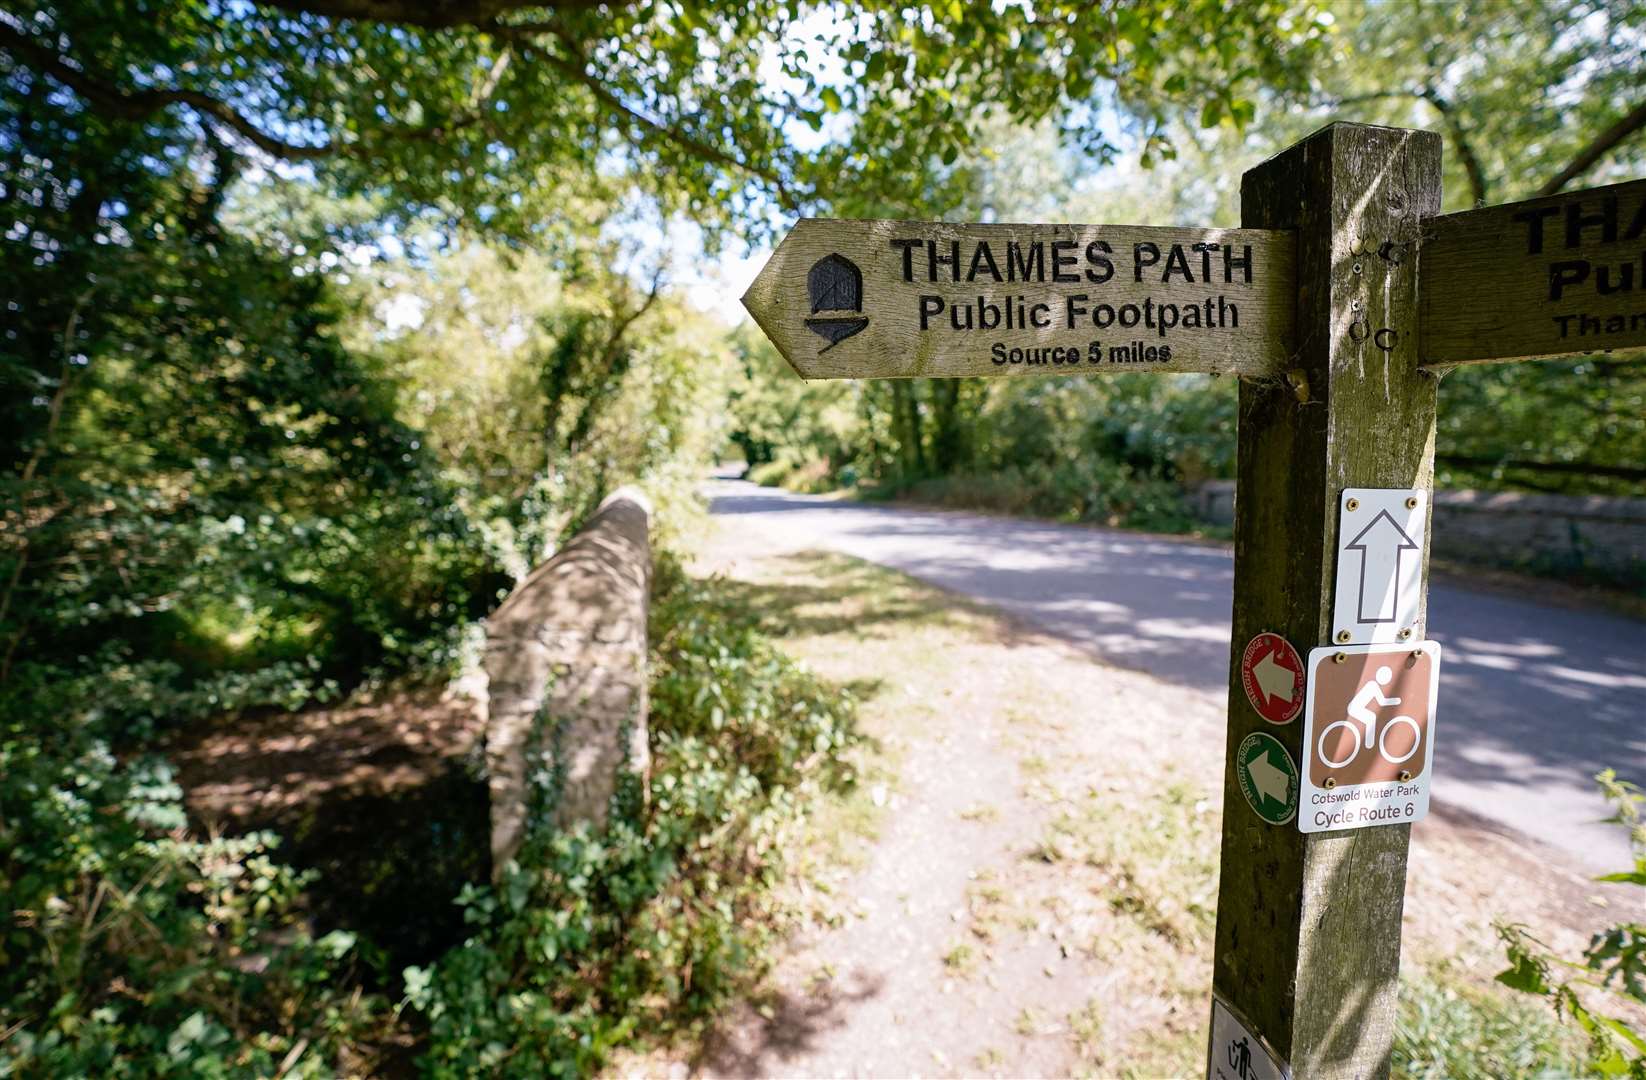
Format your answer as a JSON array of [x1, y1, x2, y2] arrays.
[[484, 487, 652, 873], [1193, 480, 1646, 585]]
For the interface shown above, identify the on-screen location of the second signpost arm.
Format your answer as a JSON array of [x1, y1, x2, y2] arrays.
[[1211, 122, 1444, 1077]]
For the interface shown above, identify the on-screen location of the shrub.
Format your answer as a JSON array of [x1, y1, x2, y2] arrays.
[[1393, 969, 1586, 1079], [895, 460, 1198, 533], [0, 667, 390, 1077], [1495, 770, 1646, 1078], [746, 459, 794, 488], [403, 556, 858, 1076]]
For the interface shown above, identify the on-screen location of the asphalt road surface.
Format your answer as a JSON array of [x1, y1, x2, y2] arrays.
[[709, 477, 1646, 873]]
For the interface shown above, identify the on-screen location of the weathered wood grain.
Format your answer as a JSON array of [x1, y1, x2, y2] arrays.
[[1420, 177, 1646, 365], [741, 218, 1296, 379], [1212, 122, 1442, 1079]]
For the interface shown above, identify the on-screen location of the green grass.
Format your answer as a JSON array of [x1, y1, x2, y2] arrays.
[[942, 941, 978, 975], [1037, 781, 1219, 947], [1392, 967, 1589, 1080]]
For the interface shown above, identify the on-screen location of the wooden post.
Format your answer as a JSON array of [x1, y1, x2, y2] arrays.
[[1210, 123, 1442, 1076]]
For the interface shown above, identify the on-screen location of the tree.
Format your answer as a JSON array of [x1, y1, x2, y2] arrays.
[[2, 0, 1333, 235], [730, 1, 1646, 505]]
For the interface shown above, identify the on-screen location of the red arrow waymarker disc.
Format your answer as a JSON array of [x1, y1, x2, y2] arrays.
[[1241, 632, 1305, 725]]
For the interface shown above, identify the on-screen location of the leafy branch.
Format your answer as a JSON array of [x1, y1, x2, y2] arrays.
[[484, 17, 803, 211], [1496, 770, 1646, 1078], [1537, 100, 1646, 197], [0, 21, 500, 162]]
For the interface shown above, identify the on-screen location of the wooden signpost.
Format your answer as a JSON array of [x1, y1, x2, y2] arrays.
[[743, 219, 1296, 378], [1421, 178, 1646, 364], [741, 121, 1643, 1079]]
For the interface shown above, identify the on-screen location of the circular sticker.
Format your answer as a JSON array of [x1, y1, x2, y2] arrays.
[[1240, 632, 1305, 725], [1236, 731, 1299, 825]]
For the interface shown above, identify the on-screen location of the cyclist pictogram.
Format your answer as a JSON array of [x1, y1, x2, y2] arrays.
[[1299, 641, 1442, 835], [1316, 665, 1422, 770]]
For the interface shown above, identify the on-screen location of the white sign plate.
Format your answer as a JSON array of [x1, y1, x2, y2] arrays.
[[1332, 488, 1426, 645], [1207, 995, 1291, 1080], [1299, 641, 1442, 834]]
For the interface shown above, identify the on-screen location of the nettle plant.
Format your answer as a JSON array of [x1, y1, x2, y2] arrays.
[[1497, 770, 1646, 1078]]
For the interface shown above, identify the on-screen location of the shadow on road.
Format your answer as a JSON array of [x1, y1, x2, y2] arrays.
[[712, 481, 1646, 870]]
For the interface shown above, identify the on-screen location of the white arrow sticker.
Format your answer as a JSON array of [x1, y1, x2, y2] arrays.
[[1332, 489, 1427, 645], [1248, 749, 1292, 805], [1252, 651, 1295, 707]]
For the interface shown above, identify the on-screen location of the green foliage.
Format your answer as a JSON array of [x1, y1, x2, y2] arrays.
[[0, 673, 390, 1076], [1300, 0, 1645, 211], [2, 0, 1332, 239], [3, 7, 735, 1070], [745, 455, 837, 495], [403, 558, 858, 1076], [895, 464, 1201, 534], [1392, 969, 1587, 1080], [1495, 771, 1646, 1078], [733, 357, 1234, 531], [0, 82, 502, 697], [1436, 359, 1646, 500], [342, 235, 731, 576]]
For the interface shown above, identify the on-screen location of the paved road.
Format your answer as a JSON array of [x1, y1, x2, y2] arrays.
[[709, 478, 1646, 873]]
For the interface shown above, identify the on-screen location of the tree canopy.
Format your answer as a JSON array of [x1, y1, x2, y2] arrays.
[[3, 0, 1333, 235]]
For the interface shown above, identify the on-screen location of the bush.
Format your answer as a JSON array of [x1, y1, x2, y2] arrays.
[[1393, 969, 1586, 1079], [896, 460, 1199, 533], [403, 556, 858, 1076], [745, 453, 837, 494], [746, 459, 794, 488], [1495, 770, 1646, 1078], [0, 668, 390, 1077]]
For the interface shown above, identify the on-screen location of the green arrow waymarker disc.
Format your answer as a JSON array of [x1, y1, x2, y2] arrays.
[[1236, 731, 1299, 825]]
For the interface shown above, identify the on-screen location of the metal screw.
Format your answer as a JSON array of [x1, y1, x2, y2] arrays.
[[1334, 651, 1348, 663], [1351, 298, 1363, 311], [1345, 497, 1360, 511], [1352, 261, 1363, 275], [1324, 777, 1337, 790], [1398, 627, 1412, 640], [1335, 630, 1352, 644], [1398, 770, 1413, 783], [1411, 649, 1423, 660], [1405, 496, 1419, 510]]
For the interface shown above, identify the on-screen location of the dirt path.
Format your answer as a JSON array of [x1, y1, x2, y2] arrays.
[[668, 523, 1632, 1079], [169, 685, 491, 981]]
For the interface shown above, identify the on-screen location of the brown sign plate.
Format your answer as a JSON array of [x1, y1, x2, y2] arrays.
[[1299, 641, 1441, 834], [1307, 649, 1433, 787]]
